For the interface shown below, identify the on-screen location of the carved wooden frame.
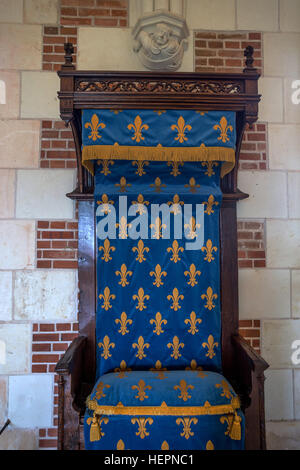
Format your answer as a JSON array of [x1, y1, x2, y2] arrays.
[[55, 44, 268, 451]]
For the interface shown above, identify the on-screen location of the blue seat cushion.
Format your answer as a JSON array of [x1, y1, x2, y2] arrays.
[[84, 370, 245, 450]]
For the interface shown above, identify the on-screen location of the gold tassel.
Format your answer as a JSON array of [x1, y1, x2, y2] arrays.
[[90, 413, 101, 442], [229, 412, 242, 441]]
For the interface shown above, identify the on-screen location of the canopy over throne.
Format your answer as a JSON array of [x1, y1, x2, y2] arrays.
[[55, 44, 268, 451]]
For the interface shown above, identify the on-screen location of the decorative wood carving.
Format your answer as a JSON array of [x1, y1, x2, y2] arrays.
[[56, 45, 268, 450]]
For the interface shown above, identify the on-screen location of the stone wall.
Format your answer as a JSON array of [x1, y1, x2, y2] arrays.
[[0, 0, 299, 450]]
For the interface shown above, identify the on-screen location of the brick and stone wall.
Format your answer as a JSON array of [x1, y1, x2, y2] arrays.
[[0, 0, 300, 451]]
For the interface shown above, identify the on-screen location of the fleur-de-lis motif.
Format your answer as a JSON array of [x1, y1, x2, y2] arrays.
[[201, 286, 218, 310], [115, 263, 132, 287], [115, 312, 132, 335], [150, 360, 167, 379], [167, 288, 184, 311], [153, 110, 166, 115], [174, 380, 194, 402], [150, 312, 167, 335], [184, 177, 200, 193], [116, 216, 132, 239], [132, 336, 150, 360], [220, 413, 242, 440], [184, 311, 202, 335], [99, 238, 115, 262], [167, 240, 184, 263], [97, 194, 114, 214], [161, 441, 169, 450], [132, 194, 149, 215], [171, 116, 192, 143], [176, 417, 198, 439], [202, 334, 218, 359], [95, 381, 111, 400], [213, 116, 233, 143], [97, 159, 114, 175], [167, 160, 183, 176], [131, 417, 153, 439], [99, 287, 115, 311], [215, 380, 233, 400], [150, 177, 166, 193], [110, 109, 122, 114], [132, 239, 149, 263], [116, 439, 125, 450], [150, 217, 167, 239], [132, 160, 149, 176], [167, 194, 184, 215], [184, 217, 201, 240], [114, 360, 132, 378], [98, 335, 115, 359], [184, 264, 201, 286], [85, 113, 105, 141], [185, 359, 207, 378], [115, 176, 131, 193], [203, 194, 219, 215], [167, 336, 184, 359], [149, 264, 167, 287], [128, 115, 149, 143], [133, 287, 149, 311], [201, 239, 218, 262], [132, 379, 152, 401], [201, 161, 218, 177], [86, 414, 109, 442]]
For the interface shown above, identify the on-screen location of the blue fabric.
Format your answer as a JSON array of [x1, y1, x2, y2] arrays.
[[84, 370, 245, 450], [82, 109, 236, 149], [94, 160, 222, 378]]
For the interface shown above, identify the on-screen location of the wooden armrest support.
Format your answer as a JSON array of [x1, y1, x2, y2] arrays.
[[55, 335, 87, 450], [232, 334, 269, 450]]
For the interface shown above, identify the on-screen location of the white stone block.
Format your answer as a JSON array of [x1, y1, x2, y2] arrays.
[[0, 0, 23, 23], [0, 169, 15, 218], [186, 0, 235, 31], [0, 220, 35, 270], [258, 77, 283, 123], [264, 33, 300, 77], [21, 72, 60, 119], [0, 71, 20, 119], [280, 0, 300, 32], [265, 369, 294, 420], [237, 171, 287, 219], [0, 376, 8, 424], [295, 370, 300, 419], [239, 269, 290, 320], [288, 172, 300, 218], [24, 0, 59, 25], [237, 0, 278, 31], [284, 78, 300, 124], [267, 421, 300, 450], [0, 120, 40, 169], [0, 324, 31, 374], [0, 24, 42, 70], [16, 169, 75, 220], [8, 374, 53, 428], [262, 320, 300, 368], [0, 428, 38, 450], [266, 220, 300, 268], [14, 270, 78, 321], [0, 271, 12, 321], [269, 124, 300, 170], [292, 271, 300, 318]]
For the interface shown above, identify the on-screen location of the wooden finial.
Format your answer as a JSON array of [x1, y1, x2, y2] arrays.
[[63, 42, 74, 68], [243, 45, 256, 72]]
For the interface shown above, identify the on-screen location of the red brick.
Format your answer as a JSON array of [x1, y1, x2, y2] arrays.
[[39, 439, 57, 448], [33, 333, 60, 342], [49, 221, 66, 229], [39, 324, 56, 332], [53, 260, 78, 268], [32, 354, 60, 363], [239, 320, 253, 327], [32, 364, 48, 373], [32, 343, 51, 352], [37, 260, 52, 268]]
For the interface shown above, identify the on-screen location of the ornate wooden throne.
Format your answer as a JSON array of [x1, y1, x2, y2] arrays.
[[55, 44, 268, 450]]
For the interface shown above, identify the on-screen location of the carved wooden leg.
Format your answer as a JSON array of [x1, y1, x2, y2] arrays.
[[245, 370, 267, 450]]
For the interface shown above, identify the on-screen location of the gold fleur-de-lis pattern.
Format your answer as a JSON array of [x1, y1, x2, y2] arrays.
[[85, 113, 105, 141], [149, 264, 167, 287]]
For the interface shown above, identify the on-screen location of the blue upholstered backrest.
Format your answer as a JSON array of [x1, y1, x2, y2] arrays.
[[94, 160, 223, 379]]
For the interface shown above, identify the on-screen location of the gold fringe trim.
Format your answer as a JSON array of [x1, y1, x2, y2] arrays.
[[86, 397, 240, 417], [82, 145, 235, 178]]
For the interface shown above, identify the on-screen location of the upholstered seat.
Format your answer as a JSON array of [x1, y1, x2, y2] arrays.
[[84, 370, 244, 450]]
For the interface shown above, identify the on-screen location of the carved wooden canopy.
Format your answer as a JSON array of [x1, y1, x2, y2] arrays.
[[57, 44, 260, 198]]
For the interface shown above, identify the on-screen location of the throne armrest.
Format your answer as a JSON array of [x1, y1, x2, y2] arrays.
[[55, 335, 87, 450], [232, 334, 269, 450]]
